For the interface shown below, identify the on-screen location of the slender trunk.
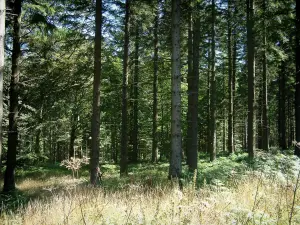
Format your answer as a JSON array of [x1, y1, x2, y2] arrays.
[[69, 124, 76, 158], [295, 0, 300, 156], [223, 63, 226, 153], [169, 0, 182, 179], [247, 0, 255, 160], [209, 0, 216, 162], [232, 9, 237, 139], [257, 90, 262, 149], [132, 22, 139, 163], [206, 42, 211, 154], [191, 16, 200, 170], [120, 0, 130, 176], [0, 0, 5, 168], [186, 4, 193, 162], [152, 1, 159, 163], [227, 0, 234, 154], [279, 61, 287, 150], [187, 14, 200, 171], [262, 0, 269, 151], [3, 0, 21, 192], [90, 0, 102, 185], [35, 130, 40, 154]]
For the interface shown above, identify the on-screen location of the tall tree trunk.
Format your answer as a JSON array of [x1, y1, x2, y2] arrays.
[[3, 0, 21, 192], [186, 15, 200, 171], [279, 61, 287, 150], [295, 0, 300, 156], [206, 41, 211, 154], [169, 0, 182, 179], [120, 0, 130, 176], [186, 4, 193, 163], [152, 0, 159, 163], [69, 123, 76, 158], [132, 22, 139, 163], [209, 0, 216, 161], [232, 39, 236, 137], [262, 0, 269, 151], [34, 130, 40, 154], [257, 90, 263, 149], [247, 0, 255, 160], [90, 0, 102, 185], [0, 0, 5, 168], [227, 0, 234, 154]]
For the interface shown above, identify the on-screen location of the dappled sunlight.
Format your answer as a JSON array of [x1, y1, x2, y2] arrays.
[[1, 170, 300, 224]]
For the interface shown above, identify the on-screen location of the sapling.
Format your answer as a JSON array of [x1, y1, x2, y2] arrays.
[[60, 156, 89, 178]]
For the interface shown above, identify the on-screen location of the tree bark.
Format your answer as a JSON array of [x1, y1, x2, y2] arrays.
[[262, 0, 269, 151], [186, 4, 193, 163], [69, 123, 76, 158], [187, 14, 200, 172], [295, 0, 300, 156], [169, 0, 182, 179], [206, 41, 211, 154], [90, 0, 102, 185], [209, 0, 216, 162], [132, 22, 139, 163], [247, 0, 255, 160], [120, 0, 130, 176], [227, 0, 234, 154], [0, 0, 5, 168], [279, 61, 287, 150], [3, 0, 21, 192], [152, 0, 159, 163]]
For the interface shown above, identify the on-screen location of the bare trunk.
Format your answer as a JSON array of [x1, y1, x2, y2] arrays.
[[247, 0, 255, 160], [120, 0, 130, 176], [169, 0, 182, 179], [209, 0, 216, 162], [132, 22, 139, 163], [262, 0, 269, 151], [152, 1, 159, 163], [206, 42, 211, 154], [69, 124, 76, 158], [3, 0, 21, 192], [295, 0, 300, 156], [0, 0, 4, 168], [227, 0, 234, 154], [186, 5, 193, 163], [187, 14, 200, 171], [279, 61, 287, 150], [90, 0, 102, 185]]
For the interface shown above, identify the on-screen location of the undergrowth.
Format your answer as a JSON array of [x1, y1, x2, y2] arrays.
[[0, 151, 300, 224]]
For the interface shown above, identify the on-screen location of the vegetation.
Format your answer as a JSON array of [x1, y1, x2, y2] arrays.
[[0, 0, 300, 223], [1, 152, 300, 224]]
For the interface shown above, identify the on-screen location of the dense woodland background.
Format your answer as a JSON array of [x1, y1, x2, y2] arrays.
[[0, 0, 299, 192]]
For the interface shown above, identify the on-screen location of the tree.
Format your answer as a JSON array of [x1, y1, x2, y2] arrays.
[[120, 0, 130, 176], [186, 5, 200, 171], [295, 0, 300, 156], [227, 0, 234, 154], [209, 0, 216, 161], [0, 0, 5, 168], [279, 60, 287, 150], [132, 22, 139, 163], [247, 0, 255, 160], [90, 0, 102, 185], [3, 0, 22, 192], [152, 0, 159, 163], [169, 0, 182, 179], [261, 0, 269, 151]]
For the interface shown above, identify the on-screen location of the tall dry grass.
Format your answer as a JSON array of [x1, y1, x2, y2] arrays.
[[1, 171, 299, 225]]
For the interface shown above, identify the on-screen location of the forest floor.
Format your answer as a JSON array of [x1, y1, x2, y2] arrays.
[[0, 151, 300, 224]]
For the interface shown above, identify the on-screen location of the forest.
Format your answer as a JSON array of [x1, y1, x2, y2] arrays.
[[0, 0, 300, 224]]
